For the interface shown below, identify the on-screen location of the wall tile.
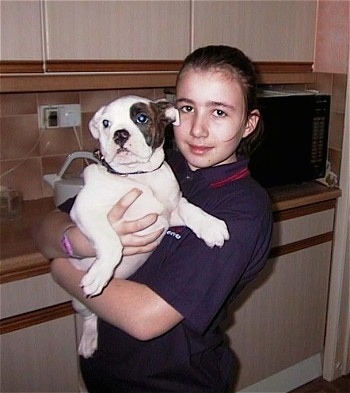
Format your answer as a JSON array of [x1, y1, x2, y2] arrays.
[[331, 74, 347, 113], [80, 90, 118, 113], [154, 88, 167, 100], [328, 148, 342, 179], [0, 158, 42, 200], [329, 111, 345, 151], [39, 127, 83, 156], [0, 93, 37, 115], [0, 115, 40, 160], [118, 88, 155, 99], [309, 73, 333, 95], [81, 113, 98, 152], [37, 92, 80, 106]]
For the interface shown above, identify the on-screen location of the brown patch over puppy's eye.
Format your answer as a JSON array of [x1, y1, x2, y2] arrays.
[[130, 103, 155, 147]]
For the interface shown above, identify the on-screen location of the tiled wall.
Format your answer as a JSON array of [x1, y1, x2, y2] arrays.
[[0, 88, 166, 200], [0, 75, 347, 201]]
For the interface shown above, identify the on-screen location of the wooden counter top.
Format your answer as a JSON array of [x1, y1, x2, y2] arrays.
[[0, 182, 342, 284], [0, 198, 55, 284], [268, 181, 342, 211]]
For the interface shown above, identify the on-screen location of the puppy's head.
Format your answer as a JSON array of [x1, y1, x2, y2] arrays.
[[89, 95, 179, 167]]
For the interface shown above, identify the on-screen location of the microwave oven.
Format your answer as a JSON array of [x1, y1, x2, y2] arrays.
[[249, 90, 331, 188]]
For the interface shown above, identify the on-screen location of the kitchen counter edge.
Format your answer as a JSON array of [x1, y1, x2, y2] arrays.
[[0, 182, 342, 284]]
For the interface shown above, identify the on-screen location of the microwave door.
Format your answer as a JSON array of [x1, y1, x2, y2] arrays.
[[249, 95, 318, 188]]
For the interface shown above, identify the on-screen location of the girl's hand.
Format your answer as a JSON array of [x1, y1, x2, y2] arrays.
[[107, 188, 164, 256]]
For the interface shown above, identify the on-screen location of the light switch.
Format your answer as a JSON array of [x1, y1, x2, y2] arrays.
[[39, 104, 81, 129], [46, 108, 58, 127]]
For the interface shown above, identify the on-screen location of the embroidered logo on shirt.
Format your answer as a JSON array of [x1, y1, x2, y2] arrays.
[[166, 227, 184, 240]]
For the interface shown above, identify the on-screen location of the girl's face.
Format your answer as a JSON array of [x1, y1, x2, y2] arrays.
[[174, 68, 258, 171]]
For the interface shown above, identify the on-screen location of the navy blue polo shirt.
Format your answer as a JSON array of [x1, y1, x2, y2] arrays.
[[78, 151, 273, 393]]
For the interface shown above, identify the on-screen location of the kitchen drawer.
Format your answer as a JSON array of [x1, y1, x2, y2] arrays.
[[271, 209, 335, 248], [1, 273, 71, 319]]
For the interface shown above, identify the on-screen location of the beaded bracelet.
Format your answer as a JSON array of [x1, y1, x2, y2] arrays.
[[61, 225, 82, 259]]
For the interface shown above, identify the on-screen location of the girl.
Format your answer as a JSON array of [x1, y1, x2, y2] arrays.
[[33, 45, 272, 392]]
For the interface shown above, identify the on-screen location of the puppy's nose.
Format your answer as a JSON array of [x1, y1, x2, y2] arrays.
[[113, 129, 130, 147]]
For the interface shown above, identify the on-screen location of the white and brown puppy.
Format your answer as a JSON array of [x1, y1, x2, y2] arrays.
[[69, 95, 229, 358]]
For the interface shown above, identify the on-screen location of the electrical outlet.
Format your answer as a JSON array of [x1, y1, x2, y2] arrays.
[[39, 104, 81, 129], [59, 104, 81, 127]]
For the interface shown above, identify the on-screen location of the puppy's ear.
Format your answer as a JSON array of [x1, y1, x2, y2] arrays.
[[155, 100, 180, 126], [89, 106, 106, 140], [165, 106, 180, 126]]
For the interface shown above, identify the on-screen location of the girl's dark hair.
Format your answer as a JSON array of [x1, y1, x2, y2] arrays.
[[177, 45, 263, 157]]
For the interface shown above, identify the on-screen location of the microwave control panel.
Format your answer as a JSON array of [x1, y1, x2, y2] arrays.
[[311, 95, 331, 174]]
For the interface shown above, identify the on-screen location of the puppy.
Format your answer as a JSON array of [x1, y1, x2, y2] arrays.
[[69, 95, 229, 358]]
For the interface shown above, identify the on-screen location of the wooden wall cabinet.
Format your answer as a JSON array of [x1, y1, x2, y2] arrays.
[[193, 1, 317, 62], [1, 0, 317, 74], [0, 0, 43, 61], [44, 0, 191, 61]]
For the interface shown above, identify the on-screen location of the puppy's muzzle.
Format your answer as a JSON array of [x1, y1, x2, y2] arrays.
[[114, 129, 130, 148]]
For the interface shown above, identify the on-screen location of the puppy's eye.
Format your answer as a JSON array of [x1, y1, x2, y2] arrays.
[[102, 119, 110, 128], [136, 113, 149, 124]]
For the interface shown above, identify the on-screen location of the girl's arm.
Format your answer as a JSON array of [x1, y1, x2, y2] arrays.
[[51, 258, 183, 340]]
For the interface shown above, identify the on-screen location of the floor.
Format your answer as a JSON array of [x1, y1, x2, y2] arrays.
[[289, 374, 350, 393]]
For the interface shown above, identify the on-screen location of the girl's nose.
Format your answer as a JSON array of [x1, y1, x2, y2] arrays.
[[190, 113, 208, 138]]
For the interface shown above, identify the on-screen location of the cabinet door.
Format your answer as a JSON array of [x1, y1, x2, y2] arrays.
[[44, 0, 190, 60], [225, 208, 335, 390], [1, 315, 79, 392], [193, 1, 317, 62], [226, 243, 332, 390], [0, 0, 43, 61]]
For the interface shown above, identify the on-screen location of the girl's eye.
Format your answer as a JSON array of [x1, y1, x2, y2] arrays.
[[136, 113, 149, 124], [102, 119, 110, 128], [179, 105, 194, 113], [213, 109, 227, 118]]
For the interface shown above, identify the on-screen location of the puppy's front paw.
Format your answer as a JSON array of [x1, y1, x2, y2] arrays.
[[196, 217, 229, 248], [80, 262, 114, 297]]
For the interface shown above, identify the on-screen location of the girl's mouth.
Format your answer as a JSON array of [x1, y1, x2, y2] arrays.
[[189, 144, 212, 155]]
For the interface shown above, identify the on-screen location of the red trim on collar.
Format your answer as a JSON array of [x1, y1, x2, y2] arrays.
[[210, 167, 250, 188]]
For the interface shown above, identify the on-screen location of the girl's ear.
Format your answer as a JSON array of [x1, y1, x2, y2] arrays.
[[242, 109, 260, 138]]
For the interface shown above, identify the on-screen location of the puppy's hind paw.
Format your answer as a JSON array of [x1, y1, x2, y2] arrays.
[[78, 335, 98, 359], [78, 315, 98, 359]]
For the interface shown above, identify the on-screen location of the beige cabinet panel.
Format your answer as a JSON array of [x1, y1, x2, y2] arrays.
[[192, 1, 317, 62], [44, 0, 191, 60], [1, 274, 71, 319], [1, 315, 79, 392], [272, 209, 335, 247], [0, 0, 43, 60], [225, 242, 332, 390]]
